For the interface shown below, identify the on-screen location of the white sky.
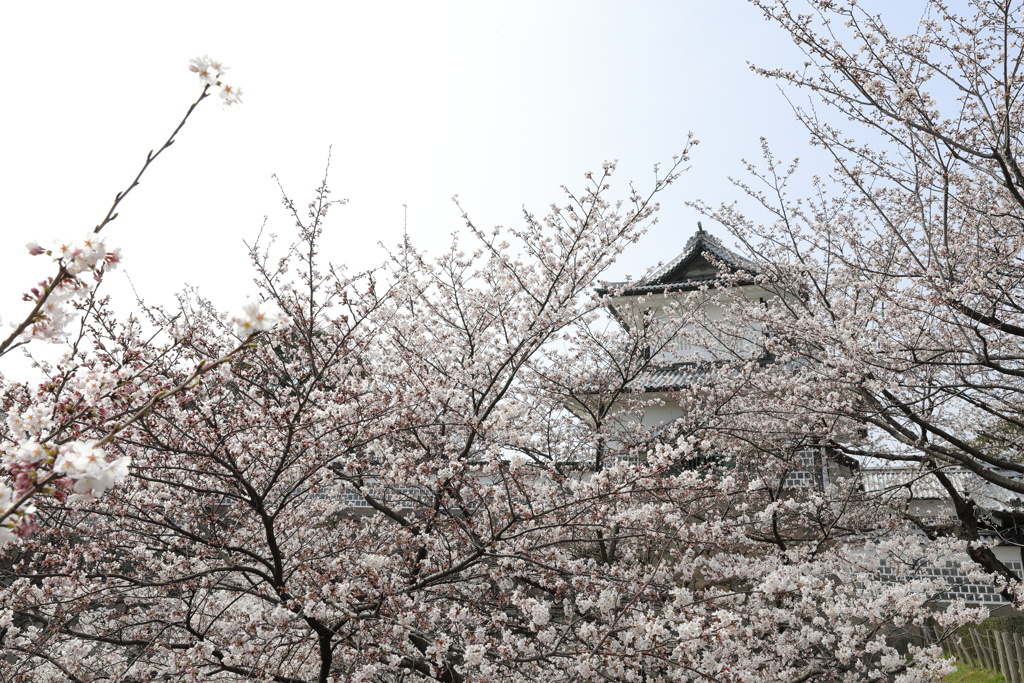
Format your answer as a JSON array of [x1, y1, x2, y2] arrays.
[[0, 1, 922, 352]]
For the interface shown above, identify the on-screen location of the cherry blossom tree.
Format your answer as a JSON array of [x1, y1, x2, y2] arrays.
[[687, 0, 1024, 606], [0, 144, 991, 681], [4, 13, 1016, 679]]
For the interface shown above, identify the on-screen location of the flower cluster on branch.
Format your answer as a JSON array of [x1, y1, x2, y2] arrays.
[[0, 57, 259, 549]]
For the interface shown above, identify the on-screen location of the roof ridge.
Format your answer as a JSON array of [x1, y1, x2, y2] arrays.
[[596, 225, 760, 296], [639, 225, 758, 286]]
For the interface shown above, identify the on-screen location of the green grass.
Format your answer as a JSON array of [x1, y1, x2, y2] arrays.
[[943, 661, 1008, 683]]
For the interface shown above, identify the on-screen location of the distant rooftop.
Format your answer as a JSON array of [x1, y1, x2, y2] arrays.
[[598, 224, 759, 297]]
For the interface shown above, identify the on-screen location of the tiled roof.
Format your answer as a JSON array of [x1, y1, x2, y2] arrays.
[[629, 365, 703, 392], [861, 467, 1024, 512], [626, 355, 777, 392], [650, 227, 759, 282], [598, 226, 760, 296]]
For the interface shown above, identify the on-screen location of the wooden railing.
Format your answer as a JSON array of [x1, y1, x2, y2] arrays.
[[925, 623, 1024, 682]]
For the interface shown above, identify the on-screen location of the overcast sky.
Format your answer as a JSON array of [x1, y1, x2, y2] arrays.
[[0, 1, 921, 351]]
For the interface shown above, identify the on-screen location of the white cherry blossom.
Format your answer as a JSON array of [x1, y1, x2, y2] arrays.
[[53, 441, 130, 499]]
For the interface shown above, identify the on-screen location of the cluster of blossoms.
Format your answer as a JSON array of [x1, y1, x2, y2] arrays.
[[27, 235, 122, 277], [22, 235, 121, 341], [0, 379, 131, 548], [54, 441, 130, 501], [0, 442, 130, 547], [231, 299, 283, 337], [187, 55, 242, 106]]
